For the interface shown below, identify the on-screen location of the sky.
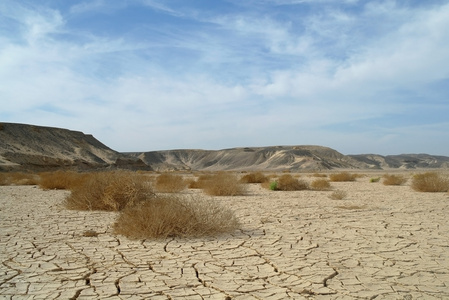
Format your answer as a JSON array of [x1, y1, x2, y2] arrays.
[[1, 0, 449, 155]]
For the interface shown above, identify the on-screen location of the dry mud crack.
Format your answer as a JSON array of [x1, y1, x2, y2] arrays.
[[1, 179, 449, 299]]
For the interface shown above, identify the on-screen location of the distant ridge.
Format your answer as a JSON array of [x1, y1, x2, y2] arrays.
[[1, 122, 448, 171], [348, 153, 449, 170], [126, 146, 367, 171]]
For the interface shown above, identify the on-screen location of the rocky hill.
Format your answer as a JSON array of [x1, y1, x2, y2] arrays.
[[0, 123, 149, 171], [1, 123, 448, 172], [348, 153, 449, 170], [128, 148, 449, 172], [127, 146, 368, 171]]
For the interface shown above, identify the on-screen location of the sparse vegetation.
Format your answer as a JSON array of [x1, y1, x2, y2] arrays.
[[370, 177, 381, 183], [0, 172, 39, 186], [113, 195, 240, 239], [276, 174, 309, 191], [83, 230, 99, 237], [64, 171, 153, 211], [58, 170, 241, 239], [269, 181, 278, 191], [154, 173, 186, 193], [310, 178, 332, 191], [329, 190, 347, 200], [411, 172, 449, 192], [39, 171, 87, 190], [382, 174, 407, 186], [240, 172, 268, 183], [188, 173, 214, 189], [201, 172, 246, 196], [312, 173, 328, 178], [329, 172, 357, 182]]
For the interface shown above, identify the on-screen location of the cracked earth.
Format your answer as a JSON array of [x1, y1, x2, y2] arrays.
[[1, 175, 449, 299]]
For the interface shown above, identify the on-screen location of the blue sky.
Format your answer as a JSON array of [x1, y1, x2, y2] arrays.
[[1, 0, 449, 155]]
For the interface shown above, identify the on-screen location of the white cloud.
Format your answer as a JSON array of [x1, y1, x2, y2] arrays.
[[138, 0, 185, 17], [69, 0, 128, 15], [1, 0, 448, 154], [250, 2, 449, 100], [0, 2, 64, 45]]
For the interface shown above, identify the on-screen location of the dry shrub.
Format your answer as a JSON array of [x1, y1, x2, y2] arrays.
[[188, 174, 214, 189], [202, 173, 246, 196], [184, 178, 197, 188], [329, 190, 347, 200], [310, 178, 331, 191], [260, 180, 273, 190], [312, 173, 328, 178], [277, 174, 309, 191], [383, 174, 407, 186], [240, 172, 268, 183], [155, 173, 186, 193], [329, 172, 357, 182], [187, 179, 199, 189], [39, 171, 88, 190], [411, 172, 449, 192], [82, 230, 99, 237], [113, 195, 240, 239], [64, 171, 153, 211], [0, 172, 39, 186]]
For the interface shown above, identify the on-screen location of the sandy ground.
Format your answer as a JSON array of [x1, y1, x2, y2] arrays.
[[1, 173, 449, 299]]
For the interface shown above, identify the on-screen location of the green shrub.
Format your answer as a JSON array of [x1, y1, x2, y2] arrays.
[[370, 177, 381, 183], [269, 181, 278, 191]]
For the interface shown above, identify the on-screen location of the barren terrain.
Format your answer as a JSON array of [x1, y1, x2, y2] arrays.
[[2, 123, 449, 172], [1, 172, 449, 299]]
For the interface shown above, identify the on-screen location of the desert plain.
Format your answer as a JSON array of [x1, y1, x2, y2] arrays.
[[1, 171, 449, 300]]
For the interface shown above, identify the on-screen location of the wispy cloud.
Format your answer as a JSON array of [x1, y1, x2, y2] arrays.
[[1, 0, 448, 154]]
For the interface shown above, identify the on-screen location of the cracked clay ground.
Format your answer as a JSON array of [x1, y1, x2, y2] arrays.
[[1, 175, 449, 299]]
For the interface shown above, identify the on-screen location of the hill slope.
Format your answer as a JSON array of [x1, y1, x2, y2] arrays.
[[2, 123, 448, 172], [0, 123, 149, 171], [348, 153, 449, 169], [128, 146, 370, 171]]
